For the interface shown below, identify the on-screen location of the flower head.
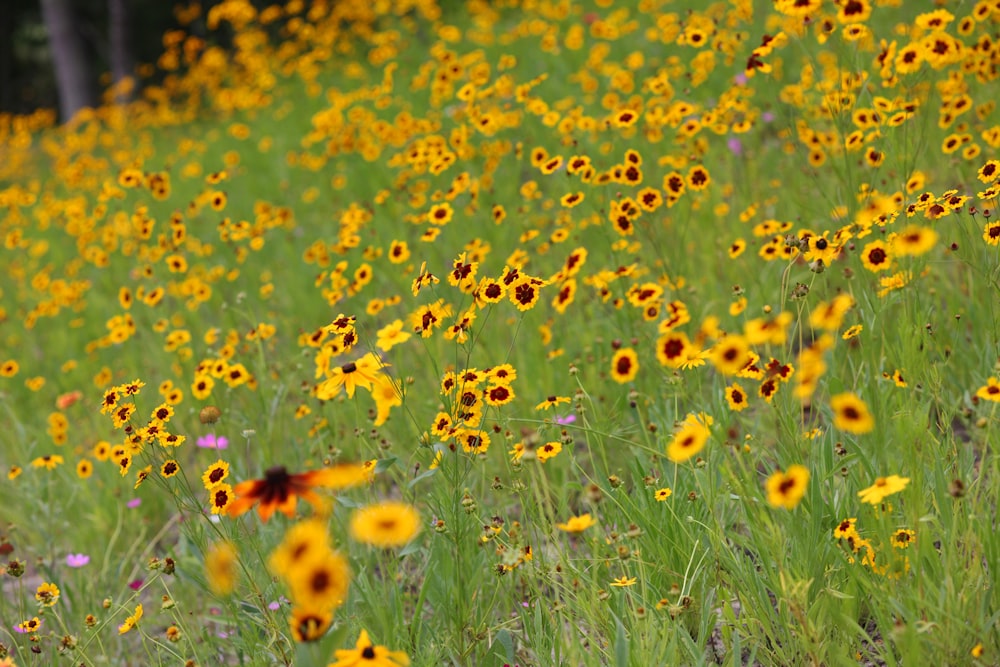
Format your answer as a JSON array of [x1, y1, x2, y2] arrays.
[[858, 475, 910, 505], [349, 502, 422, 548], [228, 464, 369, 522], [66, 553, 90, 568], [328, 629, 410, 667], [830, 392, 874, 435], [197, 434, 229, 449], [556, 513, 596, 533], [666, 413, 712, 463], [765, 465, 810, 510]]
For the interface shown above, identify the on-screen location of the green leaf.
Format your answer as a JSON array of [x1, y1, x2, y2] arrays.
[[614, 614, 629, 667]]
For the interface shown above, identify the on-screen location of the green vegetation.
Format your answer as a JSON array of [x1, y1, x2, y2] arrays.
[[1, 0, 999, 665]]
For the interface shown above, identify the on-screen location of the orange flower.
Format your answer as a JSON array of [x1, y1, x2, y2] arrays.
[[228, 464, 369, 522]]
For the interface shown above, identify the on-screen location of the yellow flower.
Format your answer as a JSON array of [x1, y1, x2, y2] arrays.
[[654, 487, 672, 501], [375, 320, 411, 352], [666, 413, 712, 463], [269, 519, 331, 576], [858, 475, 910, 505], [556, 513, 596, 532], [35, 582, 60, 607], [285, 551, 351, 612], [830, 392, 874, 435], [842, 324, 863, 340], [975, 377, 1000, 402], [118, 604, 143, 634], [205, 541, 239, 595], [349, 502, 422, 548], [329, 629, 410, 666], [610, 576, 637, 587], [537, 441, 562, 462], [890, 529, 916, 550], [316, 352, 386, 400], [371, 376, 403, 426], [765, 465, 810, 510]]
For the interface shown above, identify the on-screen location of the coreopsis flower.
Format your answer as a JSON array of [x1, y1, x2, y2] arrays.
[[556, 513, 596, 532], [316, 352, 386, 400], [349, 502, 421, 548], [537, 441, 563, 463], [328, 629, 410, 667], [830, 392, 875, 434], [285, 550, 351, 612], [35, 582, 60, 607], [205, 541, 239, 595], [666, 413, 713, 463], [765, 465, 810, 510], [975, 377, 1000, 402], [858, 475, 910, 505], [118, 604, 143, 635]]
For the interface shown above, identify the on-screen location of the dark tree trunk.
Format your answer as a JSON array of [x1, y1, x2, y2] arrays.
[[108, 0, 131, 102], [0, 6, 12, 112], [40, 0, 95, 120]]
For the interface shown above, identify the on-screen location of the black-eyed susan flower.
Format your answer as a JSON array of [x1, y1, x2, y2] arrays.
[[228, 464, 369, 523], [654, 487, 672, 501], [349, 501, 421, 548], [765, 465, 810, 509], [328, 629, 410, 667]]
